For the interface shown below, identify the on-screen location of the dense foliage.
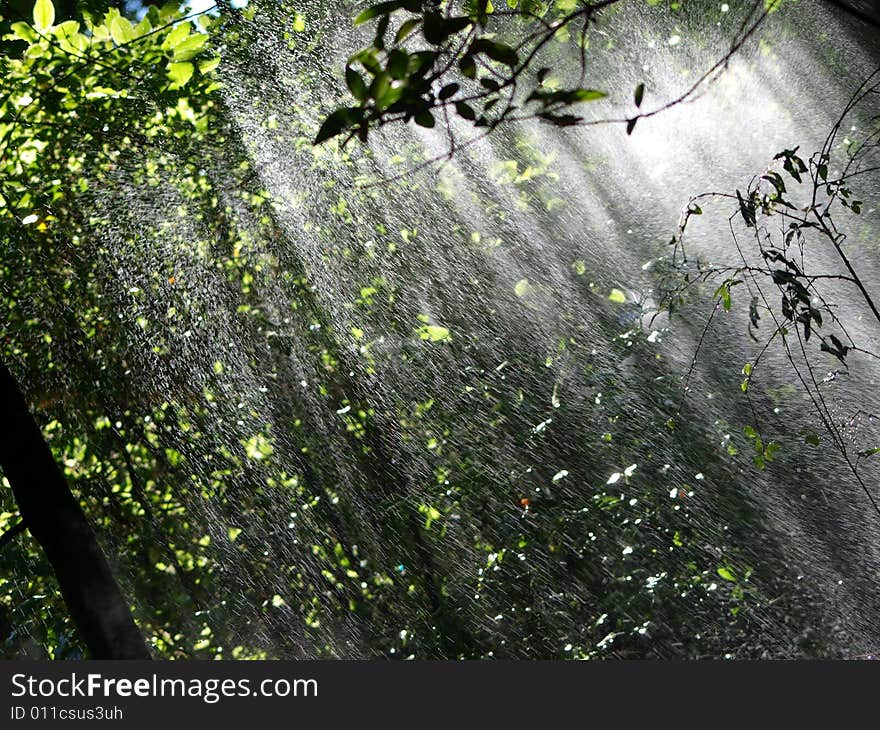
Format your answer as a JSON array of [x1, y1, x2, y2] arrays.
[[0, 0, 877, 659]]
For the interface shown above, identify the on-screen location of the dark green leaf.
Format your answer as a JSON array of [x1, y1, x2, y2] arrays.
[[395, 17, 421, 43], [459, 54, 477, 78], [346, 66, 368, 102], [409, 50, 437, 76], [423, 13, 472, 45], [736, 189, 756, 227], [315, 107, 357, 144], [414, 110, 435, 127], [350, 48, 383, 74], [470, 38, 519, 67], [455, 101, 476, 120], [438, 83, 460, 100], [387, 49, 409, 79], [374, 14, 390, 48], [354, 1, 406, 26]]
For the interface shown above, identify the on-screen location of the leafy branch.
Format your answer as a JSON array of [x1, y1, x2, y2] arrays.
[[657, 68, 880, 514], [316, 0, 775, 151]]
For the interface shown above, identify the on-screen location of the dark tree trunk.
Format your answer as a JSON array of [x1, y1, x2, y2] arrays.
[[0, 358, 150, 659]]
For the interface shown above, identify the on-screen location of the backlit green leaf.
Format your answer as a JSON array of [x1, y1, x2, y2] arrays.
[[33, 0, 55, 31]]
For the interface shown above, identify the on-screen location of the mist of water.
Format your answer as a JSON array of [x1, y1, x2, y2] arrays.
[[7, 0, 880, 658]]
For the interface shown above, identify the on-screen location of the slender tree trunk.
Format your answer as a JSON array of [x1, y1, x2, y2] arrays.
[[0, 358, 150, 659]]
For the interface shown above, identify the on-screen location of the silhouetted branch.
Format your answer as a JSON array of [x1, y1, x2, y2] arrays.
[[0, 519, 27, 551]]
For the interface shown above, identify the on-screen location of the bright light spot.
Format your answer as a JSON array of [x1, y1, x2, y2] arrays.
[[21, 214, 38, 225], [721, 3, 729, 11], [607, 472, 621, 485], [668, 35, 681, 46]]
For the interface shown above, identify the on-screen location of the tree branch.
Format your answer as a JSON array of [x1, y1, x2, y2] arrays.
[[0, 519, 27, 551]]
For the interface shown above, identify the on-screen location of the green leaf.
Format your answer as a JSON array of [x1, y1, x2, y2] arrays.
[[717, 567, 736, 582], [740, 361, 752, 391], [198, 55, 221, 74], [345, 66, 368, 102], [354, 1, 406, 26], [395, 18, 421, 43], [167, 61, 194, 87], [713, 282, 731, 311], [419, 504, 442, 530], [109, 15, 134, 45], [55, 20, 85, 51], [470, 38, 518, 67], [736, 189, 756, 227], [571, 89, 606, 102], [438, 83, 459, 100], [370, 72, 391, 107], [387, 49, 409, 79], [408, 50, 436, 76], [351, 48, 383, 75], [414, 110, 435, 128], [423, 13, 471, 45], [173, 33, 208, 61], [315, 108, 357, 144], [514, 278, 533, 297], [374, 14, 390, 49], [634, 82, 645, 107], [455, 101, 476, 120], [417, 324, 450, 341], [33, 0, 55, 31], [608, 288, 626, 304], [459, 54, 477, 78], [9, 21, 38, 42], [165, 21, 190, 49]]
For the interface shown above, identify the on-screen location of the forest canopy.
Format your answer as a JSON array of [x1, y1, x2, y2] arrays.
[[0, 0, 879, 659]]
